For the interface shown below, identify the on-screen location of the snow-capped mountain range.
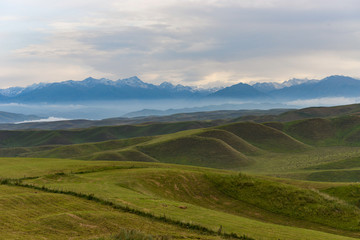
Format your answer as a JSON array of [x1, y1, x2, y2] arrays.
[[0, 77, 200, 98], [0, 75, 359, 102], [251, 78, 320, 92]]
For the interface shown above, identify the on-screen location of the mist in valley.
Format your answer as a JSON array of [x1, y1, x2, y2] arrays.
[[1, 97, 358, 122]]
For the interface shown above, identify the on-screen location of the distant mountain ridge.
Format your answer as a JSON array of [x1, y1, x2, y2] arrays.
[[251, 78, 319, 92], [0, 75, 359, 102], [269, 75, 360, 100], [208, 82, 269, 99], [0, 111, 40, 123], [123, 102, 289, 117], [210, 75, 360, 100], [0, 77, 213, 102], [1, 102, 360, 130]]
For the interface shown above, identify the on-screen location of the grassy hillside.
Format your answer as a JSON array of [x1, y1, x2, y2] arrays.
[[0, 184, 226, 240], [280, 115, 360, 146], [305, 170, 360, 182], [2, 110, 360, 152], [0, 158, 358, 240], [207, 173, 360, 230], [3, 103, 360, 148], [322, 184, 360, 206], [232, 103, 360, 123], [12, 121, 317, 169], [217, 122, 311, 152], [30, 137, 154, 159], [277, 104, 360, 122], [4, 115, 360, 175], [0, 121, 216, 148], [10, 115, 360, 170], [138, 136, 251, 168], [195, 129, 260, 155], [306, 156, 360, 170], [285, 118, 336, 144], [17, 128, 256, 169], [4, 108, 360, 239]]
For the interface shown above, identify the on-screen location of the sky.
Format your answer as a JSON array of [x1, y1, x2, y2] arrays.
[[1, 0, 360, 88]]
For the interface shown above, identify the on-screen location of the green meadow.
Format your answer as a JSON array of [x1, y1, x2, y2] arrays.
[[3, 106, 360, 239]]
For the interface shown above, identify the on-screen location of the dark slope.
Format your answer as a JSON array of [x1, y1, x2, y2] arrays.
[[282, 115, 360, 146], [233, 103, 360, 123], [276, 103, 360, 122], [209, 82, 269, 99], [0, 121, 217, 147]]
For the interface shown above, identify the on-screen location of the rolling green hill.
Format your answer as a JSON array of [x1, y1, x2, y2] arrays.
[[0, 121, 217, 148], [28, 137, 154, 159], [277, 104, 360, 122], [4, 105, 360, 239], [11, 121, 318, 169], [2, 104, 360, 149], [234, 103, 360, 123], [282, 115, 360, 146], [138, 136, 251, 168], [306, 156, 360, 170], [4, 105, 360, 240], [195, 129, 261, 155], [1, 159, 359, 240], [217, 122, 311, 152], [7, 114, 360, 170], [21, 128, 255, 169], [0, 184, 225, 240]]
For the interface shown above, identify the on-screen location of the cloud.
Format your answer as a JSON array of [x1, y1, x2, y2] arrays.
[[0, 15, 20, 22], [0, 61, 114, 87], [1, 0, 360, 88], [15, 116, 70, 124]]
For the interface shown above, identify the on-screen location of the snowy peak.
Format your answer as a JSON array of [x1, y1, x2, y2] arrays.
[[1, 75, 359, 102], [0, 76, 206, 102], [209, 82, 269, 99], [115, 76, 151, 88], [0, 87, 25, 97], [251, 82, 281, 92], [81, 77, 114, 86], [281, 78, 319, 87], [252, 78, 319, 92], [159, 82, 174, 88], [159, 82, 193, 92]]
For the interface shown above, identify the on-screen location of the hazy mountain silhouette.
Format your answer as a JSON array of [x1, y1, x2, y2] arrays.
[[0, 75, 359, 103], [269, 75, 360, 100]]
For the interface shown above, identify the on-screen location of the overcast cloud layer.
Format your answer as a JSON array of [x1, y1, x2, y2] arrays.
[[1, 0, 360, 88]]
